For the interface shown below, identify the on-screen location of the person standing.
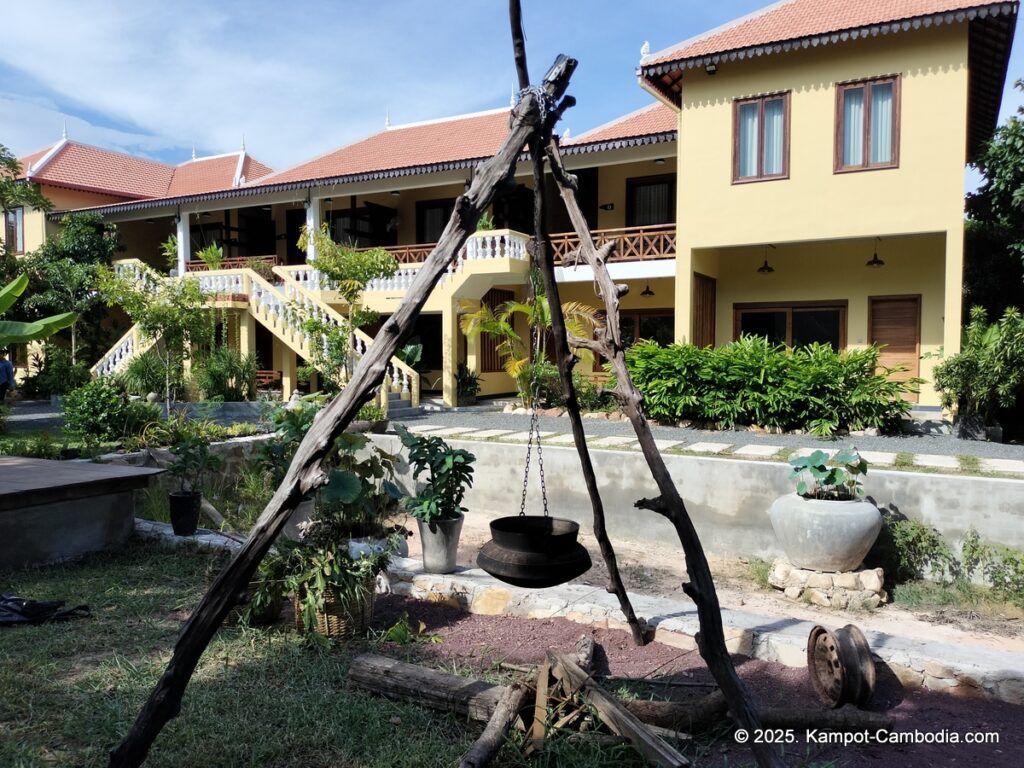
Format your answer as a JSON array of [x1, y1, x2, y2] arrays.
[[0, 349, 15, 401]]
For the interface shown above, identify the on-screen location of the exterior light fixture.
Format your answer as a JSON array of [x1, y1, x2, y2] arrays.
[[705, 62, 718, 75], [145, 218, 155, 224], [390, 190, 401, 197], [757, 244, 776, 274], [599, 203, 614, 211], [323, 197, 332, 204], [261, 206, 271, 212], [654, 157, 666, 165], [641, 283, 655, 297], [866, 236, 885, 268]]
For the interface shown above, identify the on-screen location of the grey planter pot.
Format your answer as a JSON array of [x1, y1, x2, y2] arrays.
[[282, 496, 316, 541], [768, 493, 882, 573], [417, 515, 463, 574]]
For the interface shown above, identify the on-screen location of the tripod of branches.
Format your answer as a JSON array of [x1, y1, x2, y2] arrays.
[[108, 3, 781, 766]]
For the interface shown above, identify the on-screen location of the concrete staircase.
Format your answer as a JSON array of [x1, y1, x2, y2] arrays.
[[384, 390, 424, 420]]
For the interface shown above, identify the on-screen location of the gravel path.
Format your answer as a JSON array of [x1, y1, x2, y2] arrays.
[[371, 593, 1024, 768], [397, 405, 1024, 461]]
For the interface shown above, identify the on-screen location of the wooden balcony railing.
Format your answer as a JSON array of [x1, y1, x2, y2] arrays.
[[186, 255, 280, 272], [373, 243, 437, 265], [549, 223, 676, 264]]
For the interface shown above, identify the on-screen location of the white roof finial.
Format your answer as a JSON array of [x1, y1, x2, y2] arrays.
[[384, 109, 391, 129], [562, 127, 571, 139], [61, 119, 68, 140], [640, 40, 651, 59], [510, 87, 517, 109], [240, 134, 246, 153], [191, 144, 197, 161]]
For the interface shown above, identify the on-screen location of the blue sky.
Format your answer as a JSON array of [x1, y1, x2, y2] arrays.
[[0, 0, 1021, 184]]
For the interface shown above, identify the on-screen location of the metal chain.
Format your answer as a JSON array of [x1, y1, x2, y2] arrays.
[[518, 322, 551, 517]]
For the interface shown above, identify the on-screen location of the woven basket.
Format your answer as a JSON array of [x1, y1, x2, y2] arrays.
[[292, 580, 376, 639]]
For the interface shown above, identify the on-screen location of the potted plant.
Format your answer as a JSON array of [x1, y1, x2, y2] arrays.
[[347, 401, 389, 434], [455, 363, 481, 407], [395, 424, 475, 574], [166, 432, 224, 536], [768, 449, 881, 572]]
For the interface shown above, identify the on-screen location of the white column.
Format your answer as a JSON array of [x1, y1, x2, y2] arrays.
[[305, 196, 322, 263], [176, 214, 190, 275]]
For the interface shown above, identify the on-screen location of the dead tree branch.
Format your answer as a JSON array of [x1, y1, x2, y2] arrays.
[[544, 137, 783, 768], [458, 680, 530, 768], [107, 58, 577, 768]]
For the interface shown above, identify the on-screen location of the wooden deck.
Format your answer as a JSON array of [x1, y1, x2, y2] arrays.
[[0, 457, 163, 512]]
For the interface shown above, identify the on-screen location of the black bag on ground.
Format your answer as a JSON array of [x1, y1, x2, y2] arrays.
[[0, 593, 90, 625]]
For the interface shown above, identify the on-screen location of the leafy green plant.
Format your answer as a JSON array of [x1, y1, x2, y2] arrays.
[[788, 449, 868, 500], [395, 424, 475, 525], [455, 363, 480, 400], [396, 340, 423, 368], [476, 211, 495, 231], [0, 274, 76, 348], [167, 431, 224, 494], [193, 347, 257, 401], [116, 350, 172, 398], [63, 379, 153, 444], [625, 336, 916, 435], [373, 612, 443, 645], [572, 371, 612, 412], [25, 344, 89, 396], [933, 306, 1024, 431], [356, 402, 385, 422], [317, 432, 403, 539], [196, 243, 224, 270]]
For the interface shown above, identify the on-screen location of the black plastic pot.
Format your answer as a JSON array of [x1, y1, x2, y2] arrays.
[[169, 491, 202, 536]]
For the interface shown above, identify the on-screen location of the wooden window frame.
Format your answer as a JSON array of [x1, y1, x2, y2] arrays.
[[5, 207, 24, 255], [834, 75, 901, 173], [625, 173, 677, 227], [732, 300, 848, 349], [732, 91, 791, 184]]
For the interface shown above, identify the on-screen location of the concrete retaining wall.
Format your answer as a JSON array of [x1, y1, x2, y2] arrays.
[[370, 435, 1024, 557]]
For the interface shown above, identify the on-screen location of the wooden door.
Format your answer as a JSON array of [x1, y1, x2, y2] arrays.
[[869, 296, 920, 403], [692, 273, 716, 348]]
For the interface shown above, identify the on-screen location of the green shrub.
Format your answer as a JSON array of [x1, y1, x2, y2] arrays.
[[116, 351, 171, 398], [573, 371, 612, 412], [933, 306, 1024, 428], [884, 516, 958, 582], [624, 336, 915, 435], [193, 347, 257, 401], [20, 346, 90, 397], [63, 379, 157, 444]]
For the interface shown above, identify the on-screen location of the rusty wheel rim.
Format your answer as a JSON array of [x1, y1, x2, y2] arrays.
[[807, 625, 844, 708]]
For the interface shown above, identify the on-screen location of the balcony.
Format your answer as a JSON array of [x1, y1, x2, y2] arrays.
[[185, 255, 280, 272], [549, 223, 676, 265]]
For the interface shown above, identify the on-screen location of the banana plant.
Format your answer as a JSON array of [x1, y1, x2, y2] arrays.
[[0, 274, 77, 346]]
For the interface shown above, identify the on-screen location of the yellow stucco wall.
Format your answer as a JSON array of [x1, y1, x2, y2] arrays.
[[672, 22, 971, 404], [595, 160, 675, 231], [2, 186, 128, 256]]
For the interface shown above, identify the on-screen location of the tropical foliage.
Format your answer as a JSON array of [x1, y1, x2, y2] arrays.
[[395, 424, 475, 524], [0, 143, 51, 258], [625, 336, 916, 436], [789, 448, 868, 501], [0, 274, 76, 347], [193, 346, 258, 401]]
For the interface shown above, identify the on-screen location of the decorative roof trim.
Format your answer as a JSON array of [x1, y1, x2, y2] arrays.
[[232, 151, 247, 188], [639, 2, 1018, 77], [25, 138, 67, 179], [49, 134, 677, 220]]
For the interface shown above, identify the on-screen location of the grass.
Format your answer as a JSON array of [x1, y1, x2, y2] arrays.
[[893, 451, 915, 469], [747, 558, 773, 590], [0, 541, 477, 767], [959, 454, 981, 473]]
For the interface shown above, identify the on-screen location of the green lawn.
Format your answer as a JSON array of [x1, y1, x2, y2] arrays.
[[0, 542, 477, 767]]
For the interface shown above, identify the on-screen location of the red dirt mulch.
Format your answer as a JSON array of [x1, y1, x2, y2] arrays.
[[370, 594, 1024, 767]]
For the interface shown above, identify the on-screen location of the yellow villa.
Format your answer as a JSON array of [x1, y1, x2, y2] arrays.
[[2, 0, 1018, 413]]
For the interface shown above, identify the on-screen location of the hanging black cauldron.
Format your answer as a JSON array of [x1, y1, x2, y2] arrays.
[[477, 515, 592, 589]]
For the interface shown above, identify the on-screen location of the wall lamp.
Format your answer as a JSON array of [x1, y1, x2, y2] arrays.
[[599, 203, 615, 211], [705, 62, 718, 75], [654, 158, 666, 165]]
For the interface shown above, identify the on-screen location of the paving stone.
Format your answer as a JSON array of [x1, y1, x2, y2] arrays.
[[858, 450, 897, 466], [427, 426, 480, 437], [981, 457, 1024, 474], [547, 433, 580, 445], [592, 436, 637, 448], [790, 447, 835, 460], [500, 431, 557, 441], [467, 429, 514, 439], [914, 453, 960, 470], [406, 424, 443, 433], [653, 439, 683, 451], [733, 444, 783, 458], [686, 442, 731, 454]]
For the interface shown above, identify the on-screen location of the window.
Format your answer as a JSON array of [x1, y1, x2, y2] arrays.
[[733, 93, 790, 182], [626, 175, 676, 227], [734, 302, 846, 349], [4, 207, 24, 254], [836, 76, 899, 171], [416, 198, 455, 244]]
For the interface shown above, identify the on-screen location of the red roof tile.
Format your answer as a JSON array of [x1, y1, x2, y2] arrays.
[[21, 141, 173, 198], [263, 109, 512, 185], [565, 103, 676, 146], [646, 0, 1012, 66]]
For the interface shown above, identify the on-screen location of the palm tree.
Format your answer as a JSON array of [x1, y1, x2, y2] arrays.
[[459, 292, 601, 400]]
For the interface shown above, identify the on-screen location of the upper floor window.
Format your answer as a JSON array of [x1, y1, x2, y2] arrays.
[[836, 76, 899, 171], [733, 92, 790, 182], [416, 198, 455, 244], [626, 174, 676, 227], [4, 207, 24, 254]]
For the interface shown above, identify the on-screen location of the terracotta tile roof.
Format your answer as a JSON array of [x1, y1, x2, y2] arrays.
[[262, 109, 512, 185], [564, 103, 676, 146], [18, 141, 274, 200], [645, 0, 1013, 66], [20, 141, 173, 198]]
